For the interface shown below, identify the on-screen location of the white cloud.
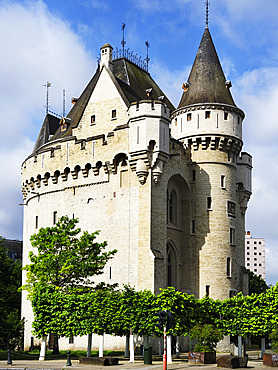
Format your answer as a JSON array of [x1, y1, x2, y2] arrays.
[[0, 0, 94, 239]]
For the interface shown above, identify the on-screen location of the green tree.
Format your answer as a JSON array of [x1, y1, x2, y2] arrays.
[[0, 237, 23, 349], [22, 216, 117, 345], [248, 270, 269, 294]]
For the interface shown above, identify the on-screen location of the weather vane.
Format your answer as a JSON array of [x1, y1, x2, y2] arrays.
[[43, 82, 51, 114], [205, 0, 210, 28], [145, 41, 150, 72], [121, 23, 126, 57]]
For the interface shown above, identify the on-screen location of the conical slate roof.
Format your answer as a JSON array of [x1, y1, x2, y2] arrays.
[[178, 27, 236, 108]]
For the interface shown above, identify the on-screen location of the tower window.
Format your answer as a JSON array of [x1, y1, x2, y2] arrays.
[[205, 111, 211, 119], [192, 169, 196, 182], [187, 113, 192, 121], [190, 220, 195, 235], [221, 175, 226, 189], [205, 285, 210, 297], [91, 115, 96, 125], [227, 257, 231, 277], [207, 196, 212, 210], [111, 109, 117, 119], [53, 211, 57, 225], [224, 112, 229, 120], [35, 215, 38, 229], [230, 228, 236, 245]]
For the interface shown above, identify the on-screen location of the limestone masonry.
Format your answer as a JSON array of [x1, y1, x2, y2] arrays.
[[21, 27, 252, 351]]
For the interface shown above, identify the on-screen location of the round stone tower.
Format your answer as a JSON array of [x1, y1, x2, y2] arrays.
[[171, 27, 247, 300]]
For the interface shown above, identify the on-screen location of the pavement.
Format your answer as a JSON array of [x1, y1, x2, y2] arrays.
[[0, 356, 266, 370]]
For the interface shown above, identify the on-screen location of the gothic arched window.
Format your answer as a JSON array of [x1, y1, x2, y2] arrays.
[[167, 243, 177, 288], [169, 189, 177, 225]]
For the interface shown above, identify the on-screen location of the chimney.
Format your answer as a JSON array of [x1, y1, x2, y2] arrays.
[[100, 43, 113, 70]]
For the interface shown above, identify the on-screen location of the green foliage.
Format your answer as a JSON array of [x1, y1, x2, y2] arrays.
[[269, 327, 278, 353], [0, 237, 24, 349], [248, 270, 269, 294], [23, 216, 117, 293], [189, 324, 223, 352], [21, 216, 117, 338]]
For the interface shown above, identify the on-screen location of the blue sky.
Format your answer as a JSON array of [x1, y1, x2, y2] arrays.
[[1, 0, 278, 285]]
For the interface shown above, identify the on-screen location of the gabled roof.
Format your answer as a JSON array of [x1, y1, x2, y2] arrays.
[[32, 113, 60, 153], [33, 55, 174, 151], [178, 27, 236, 109]]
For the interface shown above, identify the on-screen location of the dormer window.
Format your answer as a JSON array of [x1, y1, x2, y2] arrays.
[[111, 109, 117, 120], [205, 111, 211, 119]]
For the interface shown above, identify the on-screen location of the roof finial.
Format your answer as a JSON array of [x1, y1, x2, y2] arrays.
[[205, 0, 210, 28], [121, 23, 126, 57], [145, 41, 150, 72], [43, 82, 51, 114]]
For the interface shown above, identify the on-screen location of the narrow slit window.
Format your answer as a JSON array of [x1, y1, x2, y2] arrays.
[[187, 113, 192, 121], [206, 285, 210, 297], [207, 196, 212, 210], [230, 228, 236, 245], [227, 257, 231, 277], [192, 169, 196, 182], [205, 111, 211, 119], [221, 175, 225, 189], [35, 215, 38, 229], [190, 220, 195, 235], [91, 115, 96, 125], [53, 211, 57, 225]]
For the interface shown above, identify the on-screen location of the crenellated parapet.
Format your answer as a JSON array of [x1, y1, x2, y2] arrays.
[[237, 152, 253, 214]]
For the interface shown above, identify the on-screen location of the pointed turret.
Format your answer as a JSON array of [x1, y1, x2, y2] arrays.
[[178, 27, 236, 108]]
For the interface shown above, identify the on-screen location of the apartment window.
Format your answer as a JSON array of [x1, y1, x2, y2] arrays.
[[35, 215, 38, 229], [247, 246, 249, 249], [224, 112, 229, 120], [111, 109, 117, 119], [254, 252, 257, 255], [259, 241, 262, 244], [207, 196, 212, 210], [247, 241, 250, 244], [205, 111, 211, 119], [259, 263, 262, 266], [206, 285, 210, 297], [187, 113, 192, 121], [247, 258, 250, 261], [254, 241, 257, 244], [254, 258, 257, 261], [90, 115, 96, 125], [247, 263, 250, 266], [254, 247, 257, 250], [192, 169, 196, 182], [221, 175, 226, 189], [230, 228, 236, 245], [259, 252, 262, 255], [247, 252, 250, 255], [254, 269, 257, 272], [190, 220, 195, 235], [53, 211, 57, 225]]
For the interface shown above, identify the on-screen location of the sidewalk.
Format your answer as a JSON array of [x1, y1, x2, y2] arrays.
[[0, 357, 266, 370]]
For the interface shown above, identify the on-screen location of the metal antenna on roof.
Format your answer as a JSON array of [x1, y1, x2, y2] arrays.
[[43, 82, 51, 114], [205, 0, 210, 28], [121, 23, 126, 57], [145, 41, 150, 72], [62, 90, 66, 117]]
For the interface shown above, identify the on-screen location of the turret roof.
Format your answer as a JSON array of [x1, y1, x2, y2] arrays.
[[178, 27, 236, 108]]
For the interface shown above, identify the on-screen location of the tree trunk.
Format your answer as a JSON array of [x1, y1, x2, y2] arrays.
[[52, 334, 59, 355]]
